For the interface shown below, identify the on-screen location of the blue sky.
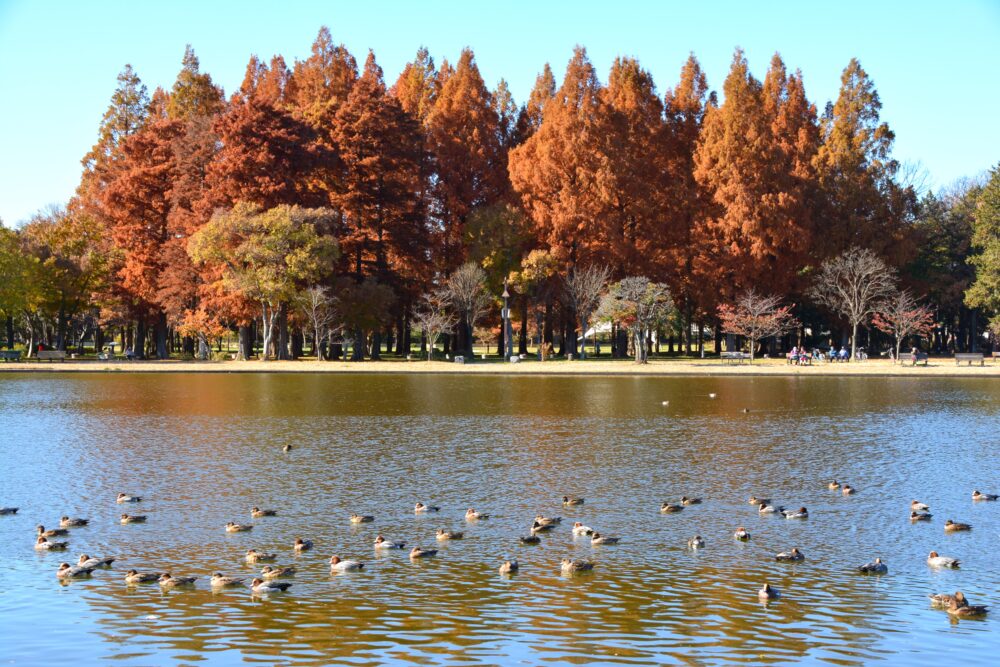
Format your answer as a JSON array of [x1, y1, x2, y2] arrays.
[[1, 0, 998, 226]]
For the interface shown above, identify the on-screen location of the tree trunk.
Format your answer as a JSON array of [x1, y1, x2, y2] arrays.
[[134, 320, 147, 360], [850, 321, 858, 362], [291, 330, 304, 359], [154, 312, 168, 359], [518, 295, 528, 355], [371, 329, 382, 360], [352, 328, 365, 361], [403, 318, 411, 357], [277, 304, 290, 360], [56, 309, 68, 351], [5, 315, 13, 349], [237, 325, 251, 360]]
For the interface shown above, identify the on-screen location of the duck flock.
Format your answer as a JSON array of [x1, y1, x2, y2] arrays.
[[2, 484, 997, 617]]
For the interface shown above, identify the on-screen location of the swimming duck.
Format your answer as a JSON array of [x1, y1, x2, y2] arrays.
[[660, 503, 683, 513], [947, 592, 988, 617], [116, 493, 142, 503], [251, 577, 291, 594], [972, 490, 998, 501], [519, 535, 541, 544], [688, 535, 705, 549], [534, 515, 562, 526], [57, 563, 94, 579], [911, 500, 930, 512], [927, 551, 960, 568], [125, 569, 161, 584], [59, 516, 88, 527], [828, 481, 840, 490], [120, 513, 147, 524], [37, 525, 68, 538], [572, 522, 594, 536], [591, 532, 620, 545], [225, 522, 253, 533], [530, 521, 554, 534], [708, 393, 717, 399], [910, 511, 932, 522], [78, 554, 115, 568], [0, 507, 18, 515], [842, 485, 856, 495], [293, 538, 313, 552], [414, 502, 440, 513], [734, 527, 751, 541], [158, 573, 197, 588], [781, 507, 809, 519], [929, 592, 964, 608], [748, 496, 771, 506], [210, 573, 245, 587], [261, 565, 296, 579], [329, 555, 364, 572], [465, 509, 489, 520], [374, 535, 405, 549], [35, 536, 69, 550], [758, 502, 784, 514], [409, 547, 438, 559], [680, 496, 702, 506], [775, 548, 805, 562], [499, 560, 519, 575], [282, 444, 292, 452], [758, 583, 780, 600], [857, 557, 888, 574], [562, 496, 584, 506], [245, 549, 277, 563], [350, 514, 374, 524], [251, 507, 277, 518], [560, 559, 594, 573], [437, 529, 464, 540], [944, 520, 972, 532]]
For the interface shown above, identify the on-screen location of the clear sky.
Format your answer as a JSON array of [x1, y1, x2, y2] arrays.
[[1, 0, 998, 227]]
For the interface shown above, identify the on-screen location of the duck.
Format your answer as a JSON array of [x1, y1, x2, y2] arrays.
[[293, 538, 313, 552], [842, 485, 856, 495], [944, 520, 972, 532], [857, 557, 888, 574], [409, 547, 438, 559], [561, 559, 594, 573], [708, 393, 717, 399], [734, 527, 751, 541], [519, 535, 541, 544], [748, 496, 771, 506], [781, 507, 809, 519], [414, 502, 440, 513], [261, 565, 296, 579], [0, 507, 18, 515], [591, 532, 620, 545], [78, 554, 115, 568], [57, 563, 94, 579], [660, 502, 683, 513], [927, 551, 960, 568], [329, 555, 364, 572], [210, 573, 245, 587], [465, 508, 489, 520], [911, 500, 930, 512], [534, 515, 562, 526], [350, 514, 374, 524], [530, 521, 554, 534], [437, 529, 464, 540], [972, 490, 998, 501], [59, 516, 88, 527], [680, 496, 702, 506], [910, 511, 933, 522], [225, 522, 253, 533], [116, 493, 142, 503], [572, 522, 594, 536], [245, 549, 277, 563], [251, 577, 291, 594], [120, 513, 147, 524], [282, 444, 292, 453], [929, 592, 964, 608], [158, 573, 198, 588], [947, 592, 988, 618], [37, 524, 68, 538], [758, 502, 784, 514], [251, 507, 277, 518], [758, 583, 780, 600], [125, 569, 161, 584], [499, 560, 519, 575], [35, 536, 69, 550], [775, 548, 805, 562], [374, 535, 405, 549], [562, 496, 585, 506], [828, 480, 840, 490], [688, 535, 706, 549]]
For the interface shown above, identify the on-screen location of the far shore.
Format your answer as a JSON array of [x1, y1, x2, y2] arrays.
[[1, 356, 998, 377]]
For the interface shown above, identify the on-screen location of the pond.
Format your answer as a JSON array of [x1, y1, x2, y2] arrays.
[[0, 373, 997, 665]]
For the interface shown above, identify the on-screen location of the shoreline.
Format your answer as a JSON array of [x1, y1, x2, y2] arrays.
[[1, 357, 998, 377]]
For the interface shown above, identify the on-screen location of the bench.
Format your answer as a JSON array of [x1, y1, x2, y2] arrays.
[[905, 352, 928, 366], [993, 351, 1000, 363], [0, 350, 22, 362], [721, 351, 749, 364], [36, 350, 67, 362], [954, 352, 984, 366]]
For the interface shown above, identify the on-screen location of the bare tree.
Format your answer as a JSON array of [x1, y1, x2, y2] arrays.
[[412, 293, 457, 362], [810, 247, 896, 362], [717, 289, 799, 363], [444, 262, 490, 358], [872, 289, 935, 363], [597, 277, 672, 364], [564, 265, 610, 359], [296, 285, 335, 360]]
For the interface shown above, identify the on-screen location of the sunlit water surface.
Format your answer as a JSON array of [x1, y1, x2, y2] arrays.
[[0, 373, 998, 666]]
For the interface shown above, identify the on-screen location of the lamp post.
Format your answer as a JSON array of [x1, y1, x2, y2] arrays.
[[502, 280, 512, 361]]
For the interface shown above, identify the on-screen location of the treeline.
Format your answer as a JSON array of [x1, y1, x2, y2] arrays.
[[0, 27, 998, 359]]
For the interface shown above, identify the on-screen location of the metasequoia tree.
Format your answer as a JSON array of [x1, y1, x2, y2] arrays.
[[392, 46, 438, 121], [809, 247, 896, 361], [167, 45, 224, 121], [522, 63, 556, 134], [412, 292, 456, 361], [873, 290, 935, 362], [563, 265, 610, 358], [597, 277, 672, 364], [444, 262, 490, 358], [717, 289, 798, 363], [289, 26, 358, 133], [965, 164, 1000, 333]]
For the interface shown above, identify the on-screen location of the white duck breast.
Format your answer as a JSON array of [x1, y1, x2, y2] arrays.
[[927, 552, 960, 568]]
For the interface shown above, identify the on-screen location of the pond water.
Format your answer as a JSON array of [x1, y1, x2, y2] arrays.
[[0, 373, 998, 666]]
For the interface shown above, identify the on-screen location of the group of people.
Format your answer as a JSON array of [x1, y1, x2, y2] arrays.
[[786, 346, 854, 365]]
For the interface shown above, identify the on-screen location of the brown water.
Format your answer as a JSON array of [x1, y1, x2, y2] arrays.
[[0, 373, 998, 666]]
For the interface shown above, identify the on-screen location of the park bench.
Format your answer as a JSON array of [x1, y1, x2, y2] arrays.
[[721, 351, 749, 364], [905, 352, 929, 366], [954, 352, 984, 366], [36, 350, 67, 362], [993, 351, 1000, 363], [1, 350, 22, 362]]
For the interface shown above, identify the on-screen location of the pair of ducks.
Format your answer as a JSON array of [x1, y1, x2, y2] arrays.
[[929, 591, 989, 617], [756, 503, 809, 519], [660, 497, 701, 513], [828, 481, 855, 495], [209, 572, 292, 593]]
